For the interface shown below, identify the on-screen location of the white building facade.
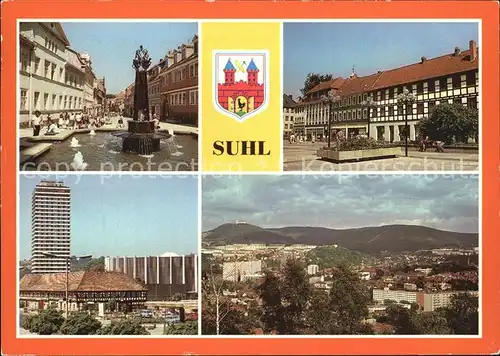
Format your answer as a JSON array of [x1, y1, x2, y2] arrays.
[[31, 180, 71, 274], [19, 22, 93, 126]]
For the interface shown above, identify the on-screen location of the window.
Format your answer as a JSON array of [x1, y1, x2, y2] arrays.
[[460, 74, 467, 88], [467, 97, 477, 109], [388, 106, 394, 116], [389, 88, 394, 98], [52, 94, 57, 108], [35, 57, 41, 75], [466, 72, 475, 86], [43, 93, 49, 109], [60, 68, 64, 81], [194, 63, 198, 77], [51, 64, 56, 81], [452, 75, 461, 89], [20, 49, 30, 72], [417, 83, 423, 94], [59, 95, 64, 109], [428, 101, 436, 113], [44, 61, 51, 78], [20, 89, 28, 110], [64, 95, 68, 109], [397, 105, 403, 115], [417, 103, 424, 114], [446, 77, 453, 90]]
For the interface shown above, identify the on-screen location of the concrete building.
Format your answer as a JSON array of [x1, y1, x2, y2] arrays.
[[372, 288, 418, 304], [294, 40, 479, 141], [307, 264, 319, 275], [159, 35, 198, 126], [418, 291, 479, 312], [31, 180, 71, 274], [105, 253, 198, 300], [283, 94, 296, 137], [223, 260, 262, 282]]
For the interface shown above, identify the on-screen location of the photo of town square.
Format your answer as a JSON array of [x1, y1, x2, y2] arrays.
[[19, 22, 198, 171], [201, 175, 479, 335], [19, 175, 199, 335], [282, 22, 479, 171]]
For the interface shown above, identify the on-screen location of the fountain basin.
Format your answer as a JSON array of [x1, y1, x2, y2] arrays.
[[20, 131, 198, 171], [112, 120, 172, 155]]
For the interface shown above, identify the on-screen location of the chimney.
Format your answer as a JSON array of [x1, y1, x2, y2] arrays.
[[454, 47, 461, 56], [469, 40, 477, 61], [421, 56, 427, 63]]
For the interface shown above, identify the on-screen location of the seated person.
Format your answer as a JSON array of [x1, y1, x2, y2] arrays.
[[45, 121, 60, 135], [117, 117, 125, 128]]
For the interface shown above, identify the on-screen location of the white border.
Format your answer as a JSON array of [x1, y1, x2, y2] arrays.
[[212, 49, 270, 122], [15, 18, 482, 340]]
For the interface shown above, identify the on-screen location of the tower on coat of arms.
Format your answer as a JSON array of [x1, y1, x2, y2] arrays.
[[214, 51, 268, 121]]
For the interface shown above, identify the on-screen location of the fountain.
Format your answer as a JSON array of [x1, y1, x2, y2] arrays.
[[70, 151, 88, 170], [70, 137, 80, 148], [113, 45, 171, 155], [89, 130, 96, 136]]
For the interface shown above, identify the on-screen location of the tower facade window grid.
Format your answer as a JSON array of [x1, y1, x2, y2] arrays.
[[31, 180, 71, 274]]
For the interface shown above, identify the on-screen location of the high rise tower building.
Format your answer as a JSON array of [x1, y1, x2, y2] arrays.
[[31, 180, 71, 273]]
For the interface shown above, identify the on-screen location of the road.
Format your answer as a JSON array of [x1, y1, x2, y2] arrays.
[[283, 142, 479, 172]]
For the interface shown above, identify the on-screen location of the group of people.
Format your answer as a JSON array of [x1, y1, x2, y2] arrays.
[[31, 110, 118, 136], [419, 135, 445, 152]]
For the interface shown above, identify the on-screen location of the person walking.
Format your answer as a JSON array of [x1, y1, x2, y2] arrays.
[[31, 110, 42, 136]]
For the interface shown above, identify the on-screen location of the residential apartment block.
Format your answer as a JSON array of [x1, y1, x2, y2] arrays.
[[31, 180, 71, 274], [294, 40, 479, 142]]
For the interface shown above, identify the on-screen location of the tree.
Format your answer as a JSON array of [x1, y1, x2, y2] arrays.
[[105, 298, 117, 312], [201, 262, 231, 335], [257, 271, 285, 334], [439, 293, 478, 334], [24, 307, 65, 335], [387, 305, 451, 334], [280, 259, 311, 334], [202, 296, 256, 335], [304, 289, 334, 334], [98, 319, 150, 335], [164, 321, 198, 335], [418, 103, 478, 144], [84, 257, 105, 272], [60, 312, 102, 335], [300, 73, 333, 96], [328, 265, 372, 334]]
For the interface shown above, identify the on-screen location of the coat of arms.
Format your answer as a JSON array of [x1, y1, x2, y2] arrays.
[[214, 51, 268, 121]]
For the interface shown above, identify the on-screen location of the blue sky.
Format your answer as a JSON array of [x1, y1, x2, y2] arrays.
[[19, 175, 198, 260], [203, 175, 479, 233], [284, 22, 479, 98], [61, 22, 198, 94]]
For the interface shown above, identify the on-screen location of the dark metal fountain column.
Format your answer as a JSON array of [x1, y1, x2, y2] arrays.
[[116, 45, 170, 155]]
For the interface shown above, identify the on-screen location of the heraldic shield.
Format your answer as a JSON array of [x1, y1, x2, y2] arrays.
[[214, 51, 269, 122]]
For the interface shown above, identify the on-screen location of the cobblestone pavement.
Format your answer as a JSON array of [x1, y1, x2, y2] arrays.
[[283, 142, 479, 172]]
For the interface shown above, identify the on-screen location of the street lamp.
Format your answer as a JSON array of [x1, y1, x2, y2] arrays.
[[396, 88, 416, 157], [41, 252, 92, 318], [361, 96, 377, 139], [321, 91, 341, 148]]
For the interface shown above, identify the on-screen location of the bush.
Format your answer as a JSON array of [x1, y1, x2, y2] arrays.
[[98, 319, 150, 335], [24, 308, 65, 335], [60, 312, 102, 335], [164, 321, 198, 335], [323, 136, 395, 152]]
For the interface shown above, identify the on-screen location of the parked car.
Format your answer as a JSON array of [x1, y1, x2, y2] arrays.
[[140, 309, 153, 318]]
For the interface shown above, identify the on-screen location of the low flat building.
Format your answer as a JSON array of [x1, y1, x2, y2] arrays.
[[417, 291, 479, 312], [20, 271, 147, 312]]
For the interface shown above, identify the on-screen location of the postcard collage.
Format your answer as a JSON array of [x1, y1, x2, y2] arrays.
[[3, 1, 499, 353]]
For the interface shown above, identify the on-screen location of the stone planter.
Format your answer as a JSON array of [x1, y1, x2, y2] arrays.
[[317, 147, 402, 162]]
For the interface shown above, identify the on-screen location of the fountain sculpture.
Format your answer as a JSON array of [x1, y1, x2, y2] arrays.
[[113, 45, 171, 155]]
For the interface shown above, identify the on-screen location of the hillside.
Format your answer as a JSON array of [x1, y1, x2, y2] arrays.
[[306, 245, 369, 269], [202, 223, 478, 253]]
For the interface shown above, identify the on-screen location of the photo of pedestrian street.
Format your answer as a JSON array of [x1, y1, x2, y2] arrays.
[[201, 175, 479, 335], [19, 22, 199, 171], [282, 22, 479, 171], [19, 176, 199, 336]]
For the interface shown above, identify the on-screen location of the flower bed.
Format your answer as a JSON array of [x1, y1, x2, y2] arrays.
[[317, 137, 401, 162]]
